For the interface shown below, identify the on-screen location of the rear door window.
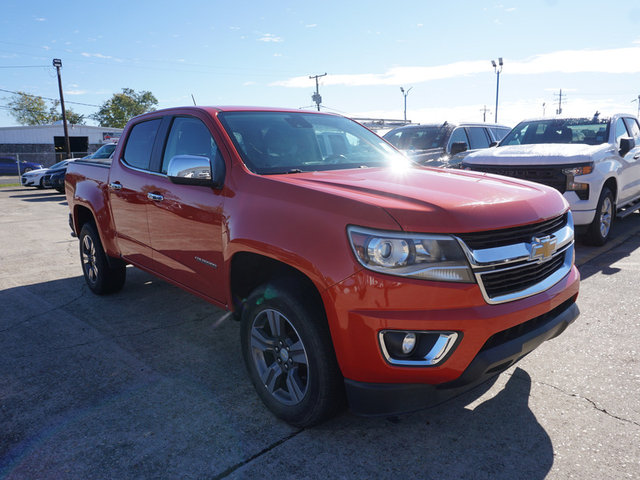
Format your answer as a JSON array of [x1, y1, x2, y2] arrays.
[[466, 127, 491, 149], [447, 128, 469, 152], [122, 119, 162, 170]]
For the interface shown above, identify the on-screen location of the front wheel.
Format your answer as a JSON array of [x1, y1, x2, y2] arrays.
[[240, 280, 344, 427], [79, 223, 126, 294], [585, 187, 614, 246]]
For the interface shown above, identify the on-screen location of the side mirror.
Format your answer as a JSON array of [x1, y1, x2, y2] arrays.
[[619, 137, 635, 157], [489, 141, 498, 147], [450, 142, 468, 156], [167, 154, 224, 188]]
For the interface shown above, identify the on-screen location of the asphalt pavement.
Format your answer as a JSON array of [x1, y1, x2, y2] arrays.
[[0, 186, 638, 479]]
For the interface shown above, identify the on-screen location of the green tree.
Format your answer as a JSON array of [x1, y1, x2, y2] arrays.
[[91, 88, 158, 128], [49, 100, 86, 125], [7, 91, 50, 125], [7, 91, 86, 125]]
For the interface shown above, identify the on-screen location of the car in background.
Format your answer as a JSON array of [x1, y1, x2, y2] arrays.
[[0, 156, 43, 175], [44, 143, 118, 192], [42, 160, 72, 190], [383, 122, 511, 167], [21, 167, 49, 188], [82, 142, 117, 161], [22, 159, 70, 188], [49, 170, 66, 193]]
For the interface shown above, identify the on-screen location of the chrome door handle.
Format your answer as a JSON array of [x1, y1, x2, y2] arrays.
[[147, 193, 164, 201], [108, 182, 122, 190]]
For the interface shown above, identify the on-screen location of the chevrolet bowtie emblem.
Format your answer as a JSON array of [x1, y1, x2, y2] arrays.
[[530, 235, 557, 262]]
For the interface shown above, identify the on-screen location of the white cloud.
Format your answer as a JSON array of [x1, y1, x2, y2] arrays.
[[42, 46, 50, 51], [305, 24, 317, 28], [34, 17, 46, 22], [81, 52, 113, 59], [271, 46, 640, 88], [66, 90, 87, 95], [259, 33, 283, 43]]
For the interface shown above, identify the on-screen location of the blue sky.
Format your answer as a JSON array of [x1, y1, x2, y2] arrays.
[[1, 0, 640, 128]]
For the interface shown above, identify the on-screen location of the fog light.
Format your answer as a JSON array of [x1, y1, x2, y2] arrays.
[[379, 330, 459, 366], [402, 333, 416, 354]]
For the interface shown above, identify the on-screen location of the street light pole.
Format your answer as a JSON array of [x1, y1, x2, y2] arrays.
[[52, 58, 71, 158], [491, 58, 503, 124], [400, 86, 412, 123]]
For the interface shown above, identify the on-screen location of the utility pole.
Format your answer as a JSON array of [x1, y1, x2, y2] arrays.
[[555, 89, 564, 115], [52, 58, 71, 158], [480, 105, 490, 122], [400, 86, 412, 122], [491, 58, 503, 123], [309, 73, 327, 111]]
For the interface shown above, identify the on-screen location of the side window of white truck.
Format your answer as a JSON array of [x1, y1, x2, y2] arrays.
[[623, 118, 640, 140]]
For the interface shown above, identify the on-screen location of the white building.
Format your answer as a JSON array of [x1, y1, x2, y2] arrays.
[[0, 124, 123, 167]]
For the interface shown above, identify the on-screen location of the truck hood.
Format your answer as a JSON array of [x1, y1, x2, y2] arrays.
[[464, 143, 609, 166], [275, 166, 568, 234]]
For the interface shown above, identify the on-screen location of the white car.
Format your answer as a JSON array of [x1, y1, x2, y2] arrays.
[[462, 114, 640, 245], [21, 167, 50, 189]]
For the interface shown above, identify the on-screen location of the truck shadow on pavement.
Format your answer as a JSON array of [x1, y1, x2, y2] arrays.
[[1, 268, 554, 480], [577, 230, 640, 282], [9, 192, 65, 202]]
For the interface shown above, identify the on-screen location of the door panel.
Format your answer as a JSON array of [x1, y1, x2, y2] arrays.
[[147, 115, 226, 302], [108, 118, 162, 268]]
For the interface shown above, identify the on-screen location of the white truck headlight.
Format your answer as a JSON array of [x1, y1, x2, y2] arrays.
[[348, 226, 475, 283]]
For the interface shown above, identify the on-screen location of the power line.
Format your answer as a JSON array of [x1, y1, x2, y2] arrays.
[[0, 88, 100, 107], [0, 65, 49, 69]]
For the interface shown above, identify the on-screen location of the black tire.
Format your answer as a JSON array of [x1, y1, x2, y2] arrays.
[[585, 187, 614, 246], [240, 279, 344, 427], [79, 223, 126, 294], [37, 177, 44, 190]]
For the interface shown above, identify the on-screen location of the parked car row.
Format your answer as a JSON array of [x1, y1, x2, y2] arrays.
[[20, 142, 117, 193], [381, 113, 640, 245]]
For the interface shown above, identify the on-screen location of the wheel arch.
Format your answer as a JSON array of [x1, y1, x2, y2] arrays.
[[230, 251, 325, 319], [602, 176, 618, 204]]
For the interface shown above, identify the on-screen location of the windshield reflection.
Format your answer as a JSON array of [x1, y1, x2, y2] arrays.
[[218, 111, 408, 174]]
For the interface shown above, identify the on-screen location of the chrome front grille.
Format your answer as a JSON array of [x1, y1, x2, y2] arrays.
[[480, 254, 565, 298], [456, 212, 574, 305]]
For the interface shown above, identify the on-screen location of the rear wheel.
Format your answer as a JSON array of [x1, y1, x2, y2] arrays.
[[79, 223, 126, 294], [585, 187, 614, 246], [240, 280, 344, 427], [37, 177, 44, 189]]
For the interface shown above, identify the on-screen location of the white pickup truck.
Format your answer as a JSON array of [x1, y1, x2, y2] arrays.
[[462, 114, 640, 245]]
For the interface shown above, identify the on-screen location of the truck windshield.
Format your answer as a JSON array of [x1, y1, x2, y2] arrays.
[[219, 111, 407, 174], [383, 125, 451, 151], [500, 118, 610, 146]]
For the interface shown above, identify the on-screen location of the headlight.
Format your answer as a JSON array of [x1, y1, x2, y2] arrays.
[[562, 163, 593, 177], [347, 226, 475, 282]]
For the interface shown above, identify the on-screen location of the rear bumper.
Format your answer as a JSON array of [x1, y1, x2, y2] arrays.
[[345, 299, 579, 416]]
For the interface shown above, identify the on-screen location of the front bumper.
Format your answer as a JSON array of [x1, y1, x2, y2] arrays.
[[345, 298, 579, 416]]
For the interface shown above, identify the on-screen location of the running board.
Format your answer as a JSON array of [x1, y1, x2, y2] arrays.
[[617, 198, 640, 218]]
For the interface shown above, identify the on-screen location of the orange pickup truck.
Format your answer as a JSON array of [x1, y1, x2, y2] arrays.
[[66, 106, 580, 426]]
